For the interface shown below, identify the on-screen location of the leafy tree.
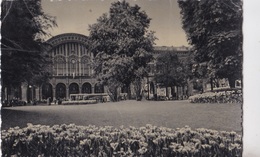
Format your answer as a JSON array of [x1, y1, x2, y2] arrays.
[[1, 0, 57, 99], [155, 52, 191, 98], [89, 0, 156, 99], [178, 0, 242, 88]]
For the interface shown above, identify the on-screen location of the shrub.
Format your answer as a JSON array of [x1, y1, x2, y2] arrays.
[[1, 124, 242, 157], [189, 90, 242, 103]]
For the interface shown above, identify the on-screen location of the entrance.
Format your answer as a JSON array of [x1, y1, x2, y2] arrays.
[[42, 83, 53, 100], [56, 83, 66, 99]]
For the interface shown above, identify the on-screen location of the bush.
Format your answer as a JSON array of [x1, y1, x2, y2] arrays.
[[189, 90, 242, 103], [1, 124, 242, 157]]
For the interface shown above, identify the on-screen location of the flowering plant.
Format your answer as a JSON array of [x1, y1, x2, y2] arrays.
[[1, 124, 242, 156], [189, 90, 242, 103]]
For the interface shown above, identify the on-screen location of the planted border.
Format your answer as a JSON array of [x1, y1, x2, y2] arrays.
[[2, 124, 242, 157], [189, 90, 242, 103]]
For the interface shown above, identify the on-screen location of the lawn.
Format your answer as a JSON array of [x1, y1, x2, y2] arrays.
[[1, 100, 242, 134]]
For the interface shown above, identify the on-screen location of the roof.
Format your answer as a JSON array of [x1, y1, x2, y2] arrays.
[[46, 33, 88, 47]]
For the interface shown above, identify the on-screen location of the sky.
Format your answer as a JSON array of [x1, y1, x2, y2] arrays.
[[41, 0, 189, 47]]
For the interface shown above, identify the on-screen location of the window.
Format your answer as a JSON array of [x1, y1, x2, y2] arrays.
[[70, 59, 77, 76], [55, 57, 65, 76], [81, 57, 90, 76]]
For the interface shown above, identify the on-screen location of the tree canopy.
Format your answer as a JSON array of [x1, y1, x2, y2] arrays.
[[155, 52, 191, 88], [178, 0, 242, 88], [1, 0, 57, 88], [88, 0, 156, 99]]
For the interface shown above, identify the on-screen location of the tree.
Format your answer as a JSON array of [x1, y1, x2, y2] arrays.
[[89, 0, 156, 99], [1, 0, 57, 99], [178, 0, 242, 88], [154, 52, 191, 98]]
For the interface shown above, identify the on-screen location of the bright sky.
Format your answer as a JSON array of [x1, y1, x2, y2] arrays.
[[42, 0, 189, 47]]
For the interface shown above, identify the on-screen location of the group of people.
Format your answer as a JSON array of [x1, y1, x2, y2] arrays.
[[46, 97, 62, 105]]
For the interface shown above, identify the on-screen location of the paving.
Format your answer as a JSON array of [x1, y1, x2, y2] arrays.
[[1, 100, 242, 134]]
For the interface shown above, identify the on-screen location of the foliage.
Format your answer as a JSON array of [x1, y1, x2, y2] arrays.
[[178, 0, 242, 88], [89, 0, 156, 99], [189, 90, 242, 103], [155, 52, 191, 88], [1, 0, 57, 88], [2, 124, 242, 157]]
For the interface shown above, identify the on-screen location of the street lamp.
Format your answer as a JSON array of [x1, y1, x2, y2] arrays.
[[29, 85, 33, 103]]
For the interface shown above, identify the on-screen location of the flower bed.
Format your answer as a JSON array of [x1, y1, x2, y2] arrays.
[[189, 90, 242, 103], [1, 124, 242, 156]]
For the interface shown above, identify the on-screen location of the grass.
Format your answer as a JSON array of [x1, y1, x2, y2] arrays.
[[1, 100, 242, 134]]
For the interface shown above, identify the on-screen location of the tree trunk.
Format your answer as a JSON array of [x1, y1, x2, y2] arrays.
[[134, 79, 142, 100], [127, 84, 131, 100], [210, 78, 214, 91]]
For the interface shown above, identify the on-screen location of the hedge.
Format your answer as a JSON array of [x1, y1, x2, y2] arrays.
[[1, 124, 242, 157], [189, 90, 242, 103]]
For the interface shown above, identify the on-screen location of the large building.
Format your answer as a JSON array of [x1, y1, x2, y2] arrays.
[[2, 33, 192, 103], [41, 33, 106, 101]]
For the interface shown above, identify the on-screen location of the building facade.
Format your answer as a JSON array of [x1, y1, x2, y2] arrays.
[[2, 33, 193, 103], [41, 33, 105, 101], [144, 46, 193, 100]]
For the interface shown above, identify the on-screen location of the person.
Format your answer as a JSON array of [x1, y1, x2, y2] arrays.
[[57, 98, 62, 105], [47, 97, 51, 105], [33, 99, 37, 105]]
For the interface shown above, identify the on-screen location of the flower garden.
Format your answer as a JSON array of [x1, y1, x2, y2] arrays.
[[2, 123, 242, 157], [189, 90, 242, 103]]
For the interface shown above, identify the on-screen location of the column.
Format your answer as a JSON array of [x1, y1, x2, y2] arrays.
[[53, 87, 56, 99], [66, 87, 69, 100], [39, 85, 42, 101], [92, 85, 95, 93], [78, 44, 81, 76], [66, 43, 69, 76], [21, 84, 27, 102], [35, 87, 40, 100], [79, 84, 82, 94]]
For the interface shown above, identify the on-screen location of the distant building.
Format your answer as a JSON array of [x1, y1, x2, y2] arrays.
[[40, 33, 105, 101], [144, 46, 193, 100], [2, 33, 192, 103]]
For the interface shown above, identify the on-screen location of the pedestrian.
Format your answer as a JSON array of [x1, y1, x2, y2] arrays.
[[33, 99, 37, 105], [47, 97, 51, 105]]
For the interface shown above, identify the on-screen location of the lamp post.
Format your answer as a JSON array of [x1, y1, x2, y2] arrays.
[[29, 85, 33, 103]]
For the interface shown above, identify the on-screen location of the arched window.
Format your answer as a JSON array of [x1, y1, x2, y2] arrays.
[[81, 57, 91, 76], [69, 83, 79, 95], [56, 83, 66, 99], [69, 58, 78, 76], [55, 57, 65, 76], [42, 83, 53, 100], [82, 83, 92, 94]]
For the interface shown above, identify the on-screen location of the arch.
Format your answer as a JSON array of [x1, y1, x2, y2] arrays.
[[94, 83, 104, 93], [121, 84, 128, 93], [82, 82, 92, 94], [69, 83, 79, 95], [42, 83, 53, 100], [68, 57, 78, 76], [56, 83, 66, 99]]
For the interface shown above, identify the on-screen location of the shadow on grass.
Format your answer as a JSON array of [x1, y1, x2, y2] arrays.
[[1, 109, 43, 130]]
